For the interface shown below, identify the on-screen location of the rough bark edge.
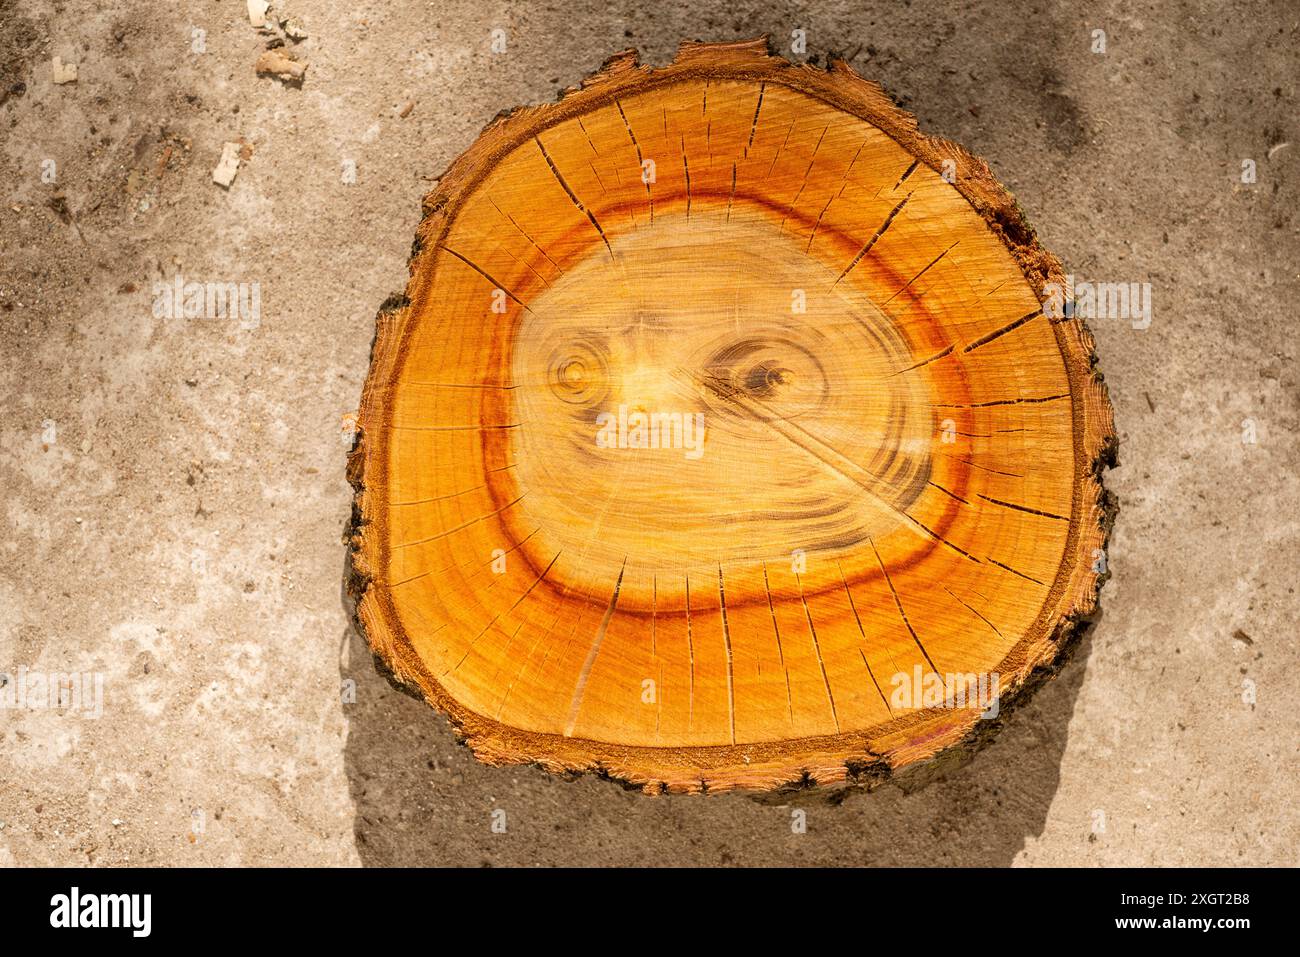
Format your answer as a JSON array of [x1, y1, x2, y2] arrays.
[[344, 37, 1119, 795]]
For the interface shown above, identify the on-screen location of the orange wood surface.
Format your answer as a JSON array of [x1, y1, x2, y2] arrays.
[[349, 39, 1115, 792]]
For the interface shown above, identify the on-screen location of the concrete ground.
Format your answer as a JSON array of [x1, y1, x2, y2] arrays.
[[0, 0, 1296, 866]]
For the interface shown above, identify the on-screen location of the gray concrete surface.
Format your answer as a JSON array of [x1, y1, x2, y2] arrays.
[[0, 0, 1296, 866]]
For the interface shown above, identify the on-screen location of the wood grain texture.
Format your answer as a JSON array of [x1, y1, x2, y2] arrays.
[[347, 38, 1117, 793]]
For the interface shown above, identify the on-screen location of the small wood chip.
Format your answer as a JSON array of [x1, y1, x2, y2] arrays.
[[247, 0, 270, 28], [255, 48, 307, 83], [212, 142, 242, 188], [52, 57, 78, 84]]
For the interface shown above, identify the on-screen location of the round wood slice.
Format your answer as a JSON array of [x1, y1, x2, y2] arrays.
[[348, 39, 1117, 793]]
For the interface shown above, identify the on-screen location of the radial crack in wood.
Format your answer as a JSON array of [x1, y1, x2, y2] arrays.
[[347, 38, 1117, 794]]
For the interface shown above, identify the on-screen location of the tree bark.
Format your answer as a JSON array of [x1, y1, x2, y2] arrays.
[[347, 38, 1117, 794]]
